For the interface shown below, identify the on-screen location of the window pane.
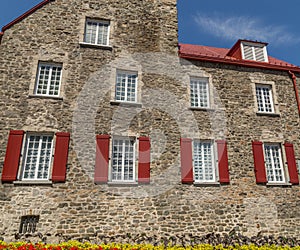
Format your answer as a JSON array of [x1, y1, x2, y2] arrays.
[[193, 141, 215, 182], [256, 85, 274, 113], [84, 20, 109, 46], [264, 144, 285, 183], [35, 63, 62, 96], [111, 138, 135, 182], [190, 78, 209, 108], [115, 72, 137, 102], [22, 135, 53, 180]]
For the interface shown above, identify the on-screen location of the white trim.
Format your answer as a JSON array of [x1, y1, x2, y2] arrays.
[[115, 70, 138, 103], [192, 139, 217, 183], [110, 136, 137, 183], [190, 77, 210, 108], [34, 62, 62, 97], [19, 133, 54, 181], [84, 18, 110, 46], [263, 143, 286, 184]]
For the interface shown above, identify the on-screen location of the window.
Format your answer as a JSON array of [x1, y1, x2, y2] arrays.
[[35, 63, 62, 97], [111, 137, 136, 182], [190, 77, 209, 108], [84, 19, 110, 46], [193, 140, 216, 182], [115, 71, 138, 103], [241, 42, 268, 62], [21, 134, 54, 181], [256, 84, 274, 113], [264, 144, 285, 183], [19, 215, 39, 234]]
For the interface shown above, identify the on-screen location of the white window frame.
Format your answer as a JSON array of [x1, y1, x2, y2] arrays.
[[241, 42, 268, 62], [19, 133, 54, 181], [84, 18, 110, 46], [190, 77, 210, 108], [34, 62, 62, 97], [115, 70, 138, 103], [110, 136, 136, 183], [192, 140, 217, 183], [263, 143, 286, 184], [255, 84, 275, 113]]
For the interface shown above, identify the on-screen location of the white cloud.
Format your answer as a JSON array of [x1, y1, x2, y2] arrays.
[[194, 13, 300, 46]]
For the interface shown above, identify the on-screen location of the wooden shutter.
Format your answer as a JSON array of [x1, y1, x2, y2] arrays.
[[284, 143, 299, 185], [94, 135, 110, 184], [216, 140, 230, 184], [52, 132, 70, 182], [1, 130, 25, 182], [180, 138, 194, 184], [252, 141, 267, 184], [138, 137, 151, 184]]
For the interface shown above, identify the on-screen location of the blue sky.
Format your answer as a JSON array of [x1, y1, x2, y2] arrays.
[[1, 0, 300, 66]]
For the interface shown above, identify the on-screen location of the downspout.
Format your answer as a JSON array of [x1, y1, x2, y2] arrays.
[[288, 70, 300, 117]]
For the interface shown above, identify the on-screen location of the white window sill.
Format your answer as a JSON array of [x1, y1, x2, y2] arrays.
[[107, 182, 138, 187], [110, 100, 142, 108], [13, 180, 53, 185], [190, 107, 215, 111], [28, 94, 63, 100], [79, 42, 113, 50], [266, 182, 292, 187], [256, 112, 280, 117]]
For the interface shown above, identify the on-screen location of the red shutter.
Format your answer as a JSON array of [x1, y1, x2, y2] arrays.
[[180, 138, 194, 184], [1, 130, 24, 182], [252, 141, 267, 184], [216, 140, 230, 184], [52, 132, 70, 182], [138, 137, 151, 184], [94, 135, 110, 184], [284, 143, 299, 185]]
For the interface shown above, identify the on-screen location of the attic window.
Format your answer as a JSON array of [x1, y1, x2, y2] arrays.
[[241, 42, 268, 62]]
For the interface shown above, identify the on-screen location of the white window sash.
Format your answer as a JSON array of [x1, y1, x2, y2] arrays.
[[264, 144, 285, 184], [115, 71, 138, 103], [193, 140, 216, 183], [190, 77, 209, 108], [21, 134, 54, 181], [256, 85, 274, 113], [85, 19, 110, 46], [111, 137, 136, 183], [35, 63, 62, 97]]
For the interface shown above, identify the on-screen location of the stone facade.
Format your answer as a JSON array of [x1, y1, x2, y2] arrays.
[[1, 0, 300, 243]]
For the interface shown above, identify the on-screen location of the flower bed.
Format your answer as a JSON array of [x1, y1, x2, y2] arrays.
[[1, 241, 300, 250]]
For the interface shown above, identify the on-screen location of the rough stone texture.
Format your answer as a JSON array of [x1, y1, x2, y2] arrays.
[[1, 0, 300, 243]]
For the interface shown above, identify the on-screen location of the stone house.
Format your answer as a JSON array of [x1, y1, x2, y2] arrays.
[[1, 0, 300, 243]]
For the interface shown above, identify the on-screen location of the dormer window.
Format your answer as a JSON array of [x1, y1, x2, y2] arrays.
[[241, 42, 268, 62]]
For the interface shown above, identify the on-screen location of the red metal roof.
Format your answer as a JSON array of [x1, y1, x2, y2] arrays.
[[179, 43, 300, 73]]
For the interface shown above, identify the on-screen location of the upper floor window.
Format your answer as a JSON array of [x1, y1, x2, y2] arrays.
[[84, 19, 110, 46], [111, 137, 136, 182], [21, 134, 54, 181], [256, 84, 274, 113], [264, 143, 285, 183], [35, 62, 62, 97], [241, 42, 268, 62], [190, 77, 210, 108], [115, 70, 138, 103], [193, 140, 216, 183]]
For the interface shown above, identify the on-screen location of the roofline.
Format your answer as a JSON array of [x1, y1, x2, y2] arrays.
[[1, 0, 54, 33], [179, 52, 300, 73]]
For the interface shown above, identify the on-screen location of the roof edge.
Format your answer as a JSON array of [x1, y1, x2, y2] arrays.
[[179, 52, 300, 73], [1, 0, 55, 33]]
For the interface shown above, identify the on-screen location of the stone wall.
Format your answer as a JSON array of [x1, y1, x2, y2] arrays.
[[1, 0, 300, 243]]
